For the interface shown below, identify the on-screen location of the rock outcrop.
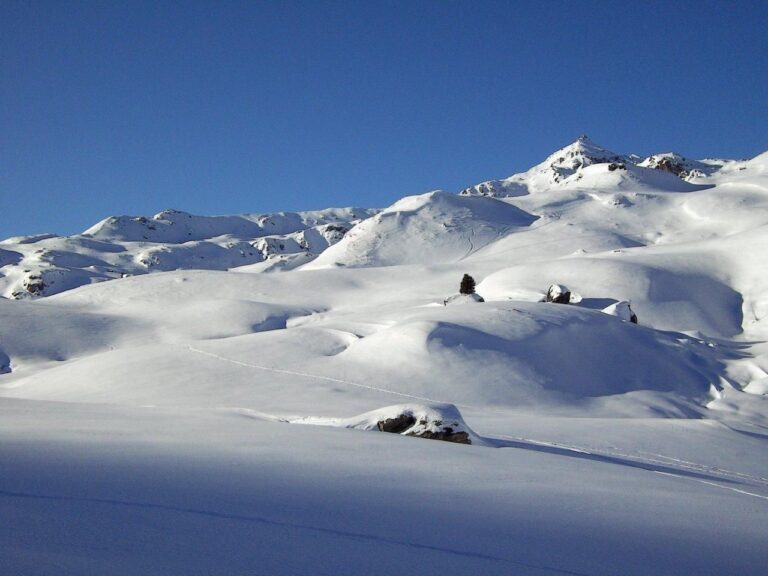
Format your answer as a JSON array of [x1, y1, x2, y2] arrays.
[[546, 284, 571, 304], [377, 411, 472, 445]]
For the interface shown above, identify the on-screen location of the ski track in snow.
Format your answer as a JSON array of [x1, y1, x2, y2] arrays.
[[188, 346, 768, 502], [497, 435, 768, 502], [0, 488, 594, 576], [187, 345, 454, 406]]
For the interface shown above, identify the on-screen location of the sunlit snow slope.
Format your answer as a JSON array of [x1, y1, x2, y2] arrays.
[[1, 137, 767, 576]]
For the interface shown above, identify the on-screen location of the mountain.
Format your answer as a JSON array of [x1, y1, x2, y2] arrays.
[[2, 138, 768, 576], [305, 191, 537, 268], [460, 135, 630, 197], [0, 136, 742, 298], [0, 207, 376, 298], [459, 135, 734, 198]]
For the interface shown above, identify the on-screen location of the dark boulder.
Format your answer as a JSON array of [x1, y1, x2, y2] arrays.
[[377, 414, 417, 434], [376, 409, 473, 445], [406, 418, 471, 445], [546, 284, 571, 304]]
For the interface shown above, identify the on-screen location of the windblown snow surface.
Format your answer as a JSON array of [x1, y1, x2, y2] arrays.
[[2, 137, 768, 575]]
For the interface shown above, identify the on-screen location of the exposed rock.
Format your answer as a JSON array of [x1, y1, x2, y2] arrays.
[[371, 404, 475, 445], [607, 162, 626, 171], [546, 284, 571, 304], [405, 418, 471, 444], [637, 153, 719, 181], [656, 157, 685, 176], [24, 275, 45, 296], [377, 414, 416, 433]]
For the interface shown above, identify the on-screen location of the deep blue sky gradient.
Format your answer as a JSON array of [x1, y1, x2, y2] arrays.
[[2, 0, 767, 237]]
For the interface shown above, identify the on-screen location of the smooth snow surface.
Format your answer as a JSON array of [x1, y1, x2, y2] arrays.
[[2, 137, 767, 575]]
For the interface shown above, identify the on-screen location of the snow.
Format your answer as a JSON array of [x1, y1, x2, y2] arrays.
[[601, 300, 636, 322], [0, 207, 375, 299], [443, 292, 485, 305], [1, 137, 768, 575], [306, 190, 537, 268]]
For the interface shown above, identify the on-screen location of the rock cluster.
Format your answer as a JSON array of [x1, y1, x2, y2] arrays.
[[377, 411, 471, 445]]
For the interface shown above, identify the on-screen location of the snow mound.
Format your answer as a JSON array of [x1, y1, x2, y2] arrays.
[[479, 257, 744, 338], [305, 191, 537, 268], [291, 403, 480, 445], [601, 301, 637, 322], [338, 302, 728, 407], [0, 298, 130, 367], [443, 293, 485, 305]]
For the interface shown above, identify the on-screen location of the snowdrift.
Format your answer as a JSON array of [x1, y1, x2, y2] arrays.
[[336, 302, 727, 408], [291, 403, 481, 445], [478, 256, 744, 338]]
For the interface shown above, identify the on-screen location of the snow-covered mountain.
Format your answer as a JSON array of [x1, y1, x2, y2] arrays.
[[306, 191, 537, 268], [458, 134, 736, 198], [2, 137, 768, 575], [0, 207, 376, 298]]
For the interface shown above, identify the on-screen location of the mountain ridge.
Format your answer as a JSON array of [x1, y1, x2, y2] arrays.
[[1, 137, 765, 300]]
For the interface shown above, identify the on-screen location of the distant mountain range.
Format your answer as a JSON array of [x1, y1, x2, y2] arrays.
[[1, 136, 764, 300]]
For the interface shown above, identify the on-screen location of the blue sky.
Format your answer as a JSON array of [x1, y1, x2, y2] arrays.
[[2, 0, 767, 237]]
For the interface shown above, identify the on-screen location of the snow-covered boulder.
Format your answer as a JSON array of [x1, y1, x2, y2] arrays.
[[292, 404, 478, 445], [443, 293, 485, 305], [545, 284, 571, 304], [601, 301, 638, 324], [376, 406, 472, 444]]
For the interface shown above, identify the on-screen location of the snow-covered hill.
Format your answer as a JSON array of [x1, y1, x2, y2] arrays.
[[0, 207, 376, 298], [2, 137, 768, 575], [306, 191, 537, 268]]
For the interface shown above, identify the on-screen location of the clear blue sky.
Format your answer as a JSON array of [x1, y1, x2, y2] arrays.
[[2, 0, 767, 237]]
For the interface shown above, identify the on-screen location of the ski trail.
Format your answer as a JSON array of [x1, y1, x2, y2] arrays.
[[187, 346, 768, 502], [0, 489, 593, 575], [633, 450, 768, 486], [187, 345, 454, 406], [652, 472, 768, 501], [497, 435, 768, 501], [460, 226, 476, 260]]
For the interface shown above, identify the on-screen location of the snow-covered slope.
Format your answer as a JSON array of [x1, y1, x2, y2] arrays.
[[306, 191, 536, 268], [0, 207, 376, 298], [2, 138, 768, 576]]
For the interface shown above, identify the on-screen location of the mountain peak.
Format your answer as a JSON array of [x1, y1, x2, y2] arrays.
[[538, 137, 626, 183], [556, 135, 616, 156]]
